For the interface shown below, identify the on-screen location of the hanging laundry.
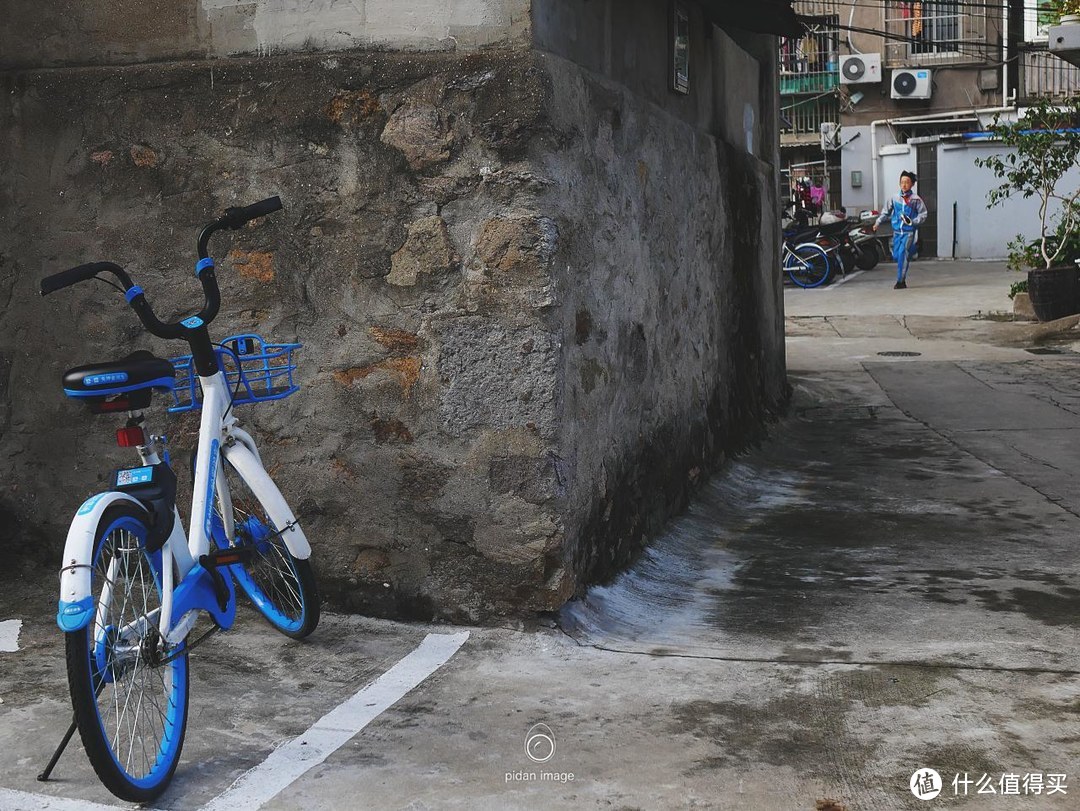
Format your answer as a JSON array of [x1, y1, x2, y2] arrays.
[[912, 2, 924, 37]]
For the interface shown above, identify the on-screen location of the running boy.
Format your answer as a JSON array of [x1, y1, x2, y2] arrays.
[[873, 170, 927, 289]]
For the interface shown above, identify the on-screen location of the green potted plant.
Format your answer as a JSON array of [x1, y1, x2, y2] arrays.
[[1044, 0, 1080, 25], [976, 96, 1080, 321]]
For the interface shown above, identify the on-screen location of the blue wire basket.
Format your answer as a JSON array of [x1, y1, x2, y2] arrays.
[[170, 334, 300, 413]]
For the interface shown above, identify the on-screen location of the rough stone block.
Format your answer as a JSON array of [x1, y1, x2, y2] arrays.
[[227, 249, 275, 283], [380, 102, 454, 170], [435, 318, 558, 436], [387, 216, 459, 286], [474, 214, 558, 277]]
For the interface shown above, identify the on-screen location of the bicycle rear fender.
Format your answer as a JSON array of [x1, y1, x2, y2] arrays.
[[57, 491, 146, 632], [222, 442, 312, 559]]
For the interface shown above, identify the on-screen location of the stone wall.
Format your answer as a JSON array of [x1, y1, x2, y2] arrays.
[[0, 2, 788, 621], [533, 5, 787, 585], [0, 51, 565, 620]]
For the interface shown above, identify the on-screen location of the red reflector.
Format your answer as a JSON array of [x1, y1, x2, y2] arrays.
[[95, 398, 132, 413], [116, 426, 146, 447]]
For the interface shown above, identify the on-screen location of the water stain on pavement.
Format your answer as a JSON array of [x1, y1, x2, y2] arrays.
[[561, 371, 1080, 670], [968, 587, 1080, 627]]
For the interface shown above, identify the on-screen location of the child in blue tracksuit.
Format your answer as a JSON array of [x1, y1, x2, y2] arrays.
[[873, 171, 928, 289]]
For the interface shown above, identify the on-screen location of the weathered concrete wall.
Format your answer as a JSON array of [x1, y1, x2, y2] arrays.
[[0, 0, 531, 68], [0, 1, 787, 620], [532, 6, 787, 583], [938, 141, 1080, 260]]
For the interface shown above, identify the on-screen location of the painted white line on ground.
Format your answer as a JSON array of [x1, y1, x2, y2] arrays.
[[0, 787, 163, 811], [0, 620, 22, 653], [200, 631, 470, 811], [829, 270, 866, 287]]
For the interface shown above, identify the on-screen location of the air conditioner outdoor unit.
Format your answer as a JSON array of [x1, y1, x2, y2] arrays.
[[840, 53, 881, 84], [820, 122, 841, 151], [891, 68, 933, 99]]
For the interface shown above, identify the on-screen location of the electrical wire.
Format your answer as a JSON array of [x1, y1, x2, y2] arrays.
[[212, 342, 245, 419], [92, 275, 128, 295], [799, 1, 1047, 14], [789, 3, 1058, 69]]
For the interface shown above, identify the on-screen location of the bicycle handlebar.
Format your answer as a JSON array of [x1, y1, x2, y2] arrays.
[[221, 196, 282, 231], [39, 196, 283, 340], [40, 262, 134, 297]]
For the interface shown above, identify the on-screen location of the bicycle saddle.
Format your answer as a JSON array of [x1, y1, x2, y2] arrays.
[[817, 221, 852, 237], [63, 350, 176, 412]]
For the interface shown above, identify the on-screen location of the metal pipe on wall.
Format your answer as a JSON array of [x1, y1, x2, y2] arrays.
[[870, 104, 1016, 209]]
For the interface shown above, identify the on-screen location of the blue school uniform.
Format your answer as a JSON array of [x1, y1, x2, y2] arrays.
[[876, 191, 928, 283]]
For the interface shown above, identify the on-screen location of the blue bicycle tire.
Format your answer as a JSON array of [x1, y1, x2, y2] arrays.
[[784, 242, 832, 288], [216, 460, 320, 639], [65, 503, 189, 802]]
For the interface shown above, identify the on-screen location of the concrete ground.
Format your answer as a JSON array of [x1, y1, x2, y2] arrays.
[[2, 259, 1079, 810]]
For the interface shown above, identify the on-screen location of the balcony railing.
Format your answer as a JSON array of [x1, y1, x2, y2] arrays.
[[883, 0, 992, 66], [1021, 47, 1080, 101], [782, 94, 840, 137], [780, 72, 840, 95]]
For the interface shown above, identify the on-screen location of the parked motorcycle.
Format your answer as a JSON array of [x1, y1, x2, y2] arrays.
[[785, 212, 869, 282], [850, 222, 881, 270]]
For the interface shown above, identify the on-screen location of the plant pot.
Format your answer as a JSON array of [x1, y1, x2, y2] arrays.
[[1027, 265, 1080, 322], [1012, 291, 1036, 321], [1061, 14, 1080, 24]]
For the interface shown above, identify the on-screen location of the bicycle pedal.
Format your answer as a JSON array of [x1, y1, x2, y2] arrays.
[[200, 547, 254, 568]]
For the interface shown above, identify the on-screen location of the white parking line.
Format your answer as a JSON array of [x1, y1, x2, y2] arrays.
[[0, 620, 21, 653], [3, 631, 468, 811], [200, 631, 470, 811], [828, 270, 866, 287], [0, 787, 161, 811]]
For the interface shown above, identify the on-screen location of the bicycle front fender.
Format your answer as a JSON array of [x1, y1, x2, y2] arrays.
[[57, 491, 147, 632], [221, 442, 312, 559]]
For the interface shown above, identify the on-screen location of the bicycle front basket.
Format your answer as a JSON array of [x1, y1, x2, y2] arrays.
[[170, 334, 300, 413]]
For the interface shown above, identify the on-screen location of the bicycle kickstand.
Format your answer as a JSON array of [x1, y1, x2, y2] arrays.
[[37, 717, 78, 782]]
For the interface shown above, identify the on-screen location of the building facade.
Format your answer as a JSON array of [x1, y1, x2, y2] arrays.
[[781, 0, 1080, 259]]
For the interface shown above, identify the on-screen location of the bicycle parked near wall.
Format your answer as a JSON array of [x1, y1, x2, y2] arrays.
[[38, 197, 320, 802], [782, 235, 832, 288]]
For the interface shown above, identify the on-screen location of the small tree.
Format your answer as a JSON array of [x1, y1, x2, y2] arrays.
[[976, 96, 1080, 269]]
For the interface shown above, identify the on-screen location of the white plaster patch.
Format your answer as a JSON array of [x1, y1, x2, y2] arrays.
[[199, 0, 521, 53], [0, 619, 21, 653], [252, 0, 368, 53]]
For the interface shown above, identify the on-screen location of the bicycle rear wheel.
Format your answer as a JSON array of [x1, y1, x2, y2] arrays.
[[784, 243, 832, 288], [65, 504, 189, 803], [218, 459, 320, 639]]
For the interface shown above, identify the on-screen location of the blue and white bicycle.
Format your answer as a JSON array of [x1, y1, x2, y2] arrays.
[[38, 197, 320, 802]]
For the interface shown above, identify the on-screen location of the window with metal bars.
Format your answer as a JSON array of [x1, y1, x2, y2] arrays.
[[883, 1, 991, 65], [779, 15, 840, 94]]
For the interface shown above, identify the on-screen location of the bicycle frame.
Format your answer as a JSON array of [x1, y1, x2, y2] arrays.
[[41, 196, 324, 801], [57, 367, 312, 648]]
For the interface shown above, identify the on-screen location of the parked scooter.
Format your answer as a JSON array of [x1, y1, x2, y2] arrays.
[[849, 221, 881, 270], [784, 210, 868, 282]]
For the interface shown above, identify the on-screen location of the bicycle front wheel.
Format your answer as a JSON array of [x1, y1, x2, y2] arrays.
[[218, 459, 320, 639], [784, 243, 832, 288], [65, 503, 189, 803]]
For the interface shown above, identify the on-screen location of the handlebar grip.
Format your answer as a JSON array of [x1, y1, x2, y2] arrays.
[[221, 196, 283, 230], [40, 262, 131, 296]]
